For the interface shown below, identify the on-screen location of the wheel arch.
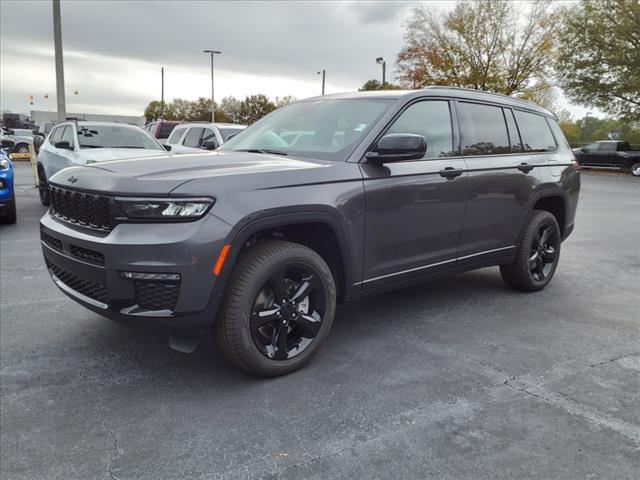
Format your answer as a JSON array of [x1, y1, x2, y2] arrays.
[[212, 209, 356, 304], [521, 189, 569, 241]]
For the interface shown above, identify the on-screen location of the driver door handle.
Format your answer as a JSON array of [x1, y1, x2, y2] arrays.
[[517, 162, 535, 173], [439, 167, 464, 179]]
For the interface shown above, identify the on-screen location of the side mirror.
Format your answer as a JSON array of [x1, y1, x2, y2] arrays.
[[1, 139, 15, 149], [163, 144, 172, 152], [366, 133, 427, 163], [54, 141, 73, 150], [202, 139, 219, 150]]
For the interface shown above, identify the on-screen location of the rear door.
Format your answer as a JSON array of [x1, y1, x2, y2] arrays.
[[456, 103, 547, 264], [360, 98, 468, 286]]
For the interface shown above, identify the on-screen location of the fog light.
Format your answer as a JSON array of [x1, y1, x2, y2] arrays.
[[120, 272, 180, 281]]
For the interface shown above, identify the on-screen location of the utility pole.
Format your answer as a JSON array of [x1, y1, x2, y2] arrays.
[[160, 67, 165, 120], [52, 0, 66, 121], [203, 50, 221, 123], [376, 57, 386, 88], [317, 70, 326, 95]]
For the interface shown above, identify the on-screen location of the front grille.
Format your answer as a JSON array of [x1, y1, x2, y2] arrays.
[[134, 280, 180, 311], [50, 186, 112, 231], [49, 264, 109, 305], [41, 231, 63, 251], [70, 244, 105, 265]]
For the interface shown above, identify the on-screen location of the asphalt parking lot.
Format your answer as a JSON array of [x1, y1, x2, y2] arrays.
[[1, 163, 639, 480]]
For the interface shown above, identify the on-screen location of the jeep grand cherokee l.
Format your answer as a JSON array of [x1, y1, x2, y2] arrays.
[[39, 87, 580, 376]]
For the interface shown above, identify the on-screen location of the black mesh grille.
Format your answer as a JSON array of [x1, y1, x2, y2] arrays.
[[41, 231, 63, 251], [50, 186, 112, 231], [134, 281, 180, 311], [49, 264, 109, 304], [70, 244, 105, 265]]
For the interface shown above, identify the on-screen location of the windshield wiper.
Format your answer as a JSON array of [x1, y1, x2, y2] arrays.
[[109, 146, 147, 149], [236, 148, 288, 156], [79, 145, 103, 148]]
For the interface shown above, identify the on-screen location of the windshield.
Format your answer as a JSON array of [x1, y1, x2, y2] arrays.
[[77, 125, 164, 150], [219, 98, 394, 161], [218, 127, 245, 141]]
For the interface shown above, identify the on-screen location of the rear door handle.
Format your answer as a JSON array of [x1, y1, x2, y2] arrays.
[[517, 162, 535, 174], [439, 167, 464, 179]]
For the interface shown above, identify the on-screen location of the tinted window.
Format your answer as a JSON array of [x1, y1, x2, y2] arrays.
[[220, 99, 393, 162], [159, 123, 176, 138], [183, 127, 205, 148], [597, 142, 616, 152], [513, 110, 557, 152], [167, 127, 186, 144], [218, 127, 244, 141], [387, 100, 454, 159], [202, 128, 218, 148], [504, 109, 523, 152], [49, 126, 64, 144], [459, 102, 510, 155], [77, 125, 163, 150], [60, 126, 74, 147]]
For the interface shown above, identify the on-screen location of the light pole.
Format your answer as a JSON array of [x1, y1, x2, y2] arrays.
[[582, 111, 592, 143], [376, 57, 386, 88], [317, 70, 326, 95], [52, 0, 66, 121], [203, 50, 221, 123]]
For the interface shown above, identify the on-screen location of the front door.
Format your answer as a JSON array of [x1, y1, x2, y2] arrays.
[[360, 99, 467, 287]]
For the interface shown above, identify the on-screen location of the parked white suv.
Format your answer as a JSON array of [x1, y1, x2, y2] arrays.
[[36, 121, 167, 206], [164, 123, 246, 154]]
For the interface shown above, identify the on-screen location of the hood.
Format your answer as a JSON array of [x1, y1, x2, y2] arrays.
[[48, 151, 356, 197], [81, 148, 166, 163]]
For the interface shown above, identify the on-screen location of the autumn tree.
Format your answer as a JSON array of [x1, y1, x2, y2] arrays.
[[188, 97, 213, 122], [220, 96, 243, 123], [238, 95, 276, 124], [144, 101, 175, 122], [274, 96, 297, 108], [396, 0, 559, 96], [358, 80, 402, 91], [555, 0, 640, 121]]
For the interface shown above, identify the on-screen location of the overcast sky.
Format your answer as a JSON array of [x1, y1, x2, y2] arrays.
[[1, 0, 595, 120]]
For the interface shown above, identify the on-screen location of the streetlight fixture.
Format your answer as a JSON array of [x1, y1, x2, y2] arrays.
[[203, 50, 222, 123], [376, 57, 386, 88]]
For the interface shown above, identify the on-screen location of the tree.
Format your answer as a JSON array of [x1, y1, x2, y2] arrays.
[[169, 98, 192, 121], [274, 95, 297, 108], [238, 95, 276, 125], [188, 97, 213, 122], [555, 0, 640, 121], [144, 100, 175, 122], [220, 96, 243, 123], [396, 0, 559, 95], [358, 80, 402, 91]]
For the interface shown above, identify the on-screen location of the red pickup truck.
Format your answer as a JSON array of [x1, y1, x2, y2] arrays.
[[573, 141, 640, 177]]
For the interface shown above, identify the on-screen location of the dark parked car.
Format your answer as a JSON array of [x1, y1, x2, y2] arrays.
[[0, 146, 16, 224], [40, 87, 580, 376], [573, 140, 640, 176]]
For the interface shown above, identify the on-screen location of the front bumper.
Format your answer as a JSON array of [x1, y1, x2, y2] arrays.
[[40, 211, 231, 332], [0, 168, 14, 202]]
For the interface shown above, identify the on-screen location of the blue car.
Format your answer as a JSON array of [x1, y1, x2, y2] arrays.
[[0, 148, 16, 224]]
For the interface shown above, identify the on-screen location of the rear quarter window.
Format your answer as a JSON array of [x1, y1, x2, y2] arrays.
[[159, 123, 177, 138], [167, 127, 186, 144], [513, 110, 557, 152]]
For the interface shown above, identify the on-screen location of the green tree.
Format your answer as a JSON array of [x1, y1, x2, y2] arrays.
[[555, 0, 640, 121], [238, 95, 276, 125], [358, 80, 402, 91], [144, 100, 175, 122], [188, 97, 213, 122], [396, 0, 559, 95]]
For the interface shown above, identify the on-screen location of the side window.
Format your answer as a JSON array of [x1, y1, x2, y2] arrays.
[[182, 127, 205, 148], [167, 127, 186, 144], [202, 128, 219, 148], [504, 108, 523, 152], [582, 142, 599, 153], [386, 100, 454, 159], [597, 142, 616, 152], [159, 123, 176, 138], [49, 127, 63, 144], [513, 110, 557, 152], [458, 102, 510, 155], [60, 126, 75, 147]]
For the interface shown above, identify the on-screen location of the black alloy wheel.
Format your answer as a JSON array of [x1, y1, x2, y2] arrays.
[[528, 224, 558, 282], [250, 264, 325, 360], [500, 209, 561, 291], [38, 168, 50, 206]]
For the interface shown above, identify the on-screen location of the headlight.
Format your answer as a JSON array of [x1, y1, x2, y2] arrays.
[[116, 197, 214, 220], [0, 158, 9, 170]]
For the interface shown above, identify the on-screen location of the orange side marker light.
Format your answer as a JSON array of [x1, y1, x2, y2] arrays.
[[213, 244, 231, 276]]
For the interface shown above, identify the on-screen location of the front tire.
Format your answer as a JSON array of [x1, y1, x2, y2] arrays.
[[631, 162, 640, 177], [500, 210, 561, 292], [38, 166, 50, 206], [215, 240, 336, 376]]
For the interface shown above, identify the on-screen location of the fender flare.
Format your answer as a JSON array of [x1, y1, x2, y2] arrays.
[[517, 186, 570, 244], [211, 207, 357, 300]]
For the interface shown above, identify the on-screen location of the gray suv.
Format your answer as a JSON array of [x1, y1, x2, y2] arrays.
[[40, 87, 581, 376]]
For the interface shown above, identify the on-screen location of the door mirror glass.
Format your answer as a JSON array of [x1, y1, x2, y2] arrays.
[[366, 133, 427, 163], [162, 144, 172, 152], [202, 139, 219, 150]]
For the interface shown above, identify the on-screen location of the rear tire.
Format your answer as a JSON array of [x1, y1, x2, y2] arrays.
[[215, 240, 336, 377], [631, 162, 640, 177], [500, 210, 561, 292], [2, 192, 17, 224], [38, 166, 50, 206]]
